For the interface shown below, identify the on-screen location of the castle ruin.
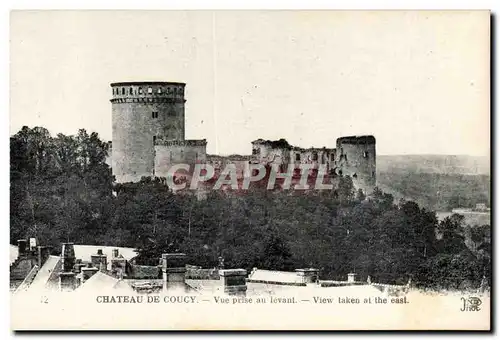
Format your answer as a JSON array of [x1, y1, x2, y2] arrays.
[[110, 81, 376, 194]]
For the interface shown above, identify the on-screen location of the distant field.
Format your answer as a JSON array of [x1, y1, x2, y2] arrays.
[[377, 155, 490, 175], [436, 211, 491, 227]]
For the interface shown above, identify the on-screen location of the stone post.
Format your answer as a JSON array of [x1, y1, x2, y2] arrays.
[[347, 273, 357, 283], [162, 253, 187, 291], [295, 268, 319, 284], [219, 269, 247, 296]]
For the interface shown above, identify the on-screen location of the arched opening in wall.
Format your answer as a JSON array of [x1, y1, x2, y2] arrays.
[[152, 112, 158, 119], [167, 87, 171, 94], [129, 87, 133, 95], [338, 169, 343, 176], [295, 153, 301, 161], [152, 136, 157, 144], [372, 171, 375, 178], [158, 87, 162, 94], [122, 88, 125, 95], [139, 87, 143, 94], [363, 151, 369, 158], [352, 173, 357, 179], [148, 87, 153, 94]]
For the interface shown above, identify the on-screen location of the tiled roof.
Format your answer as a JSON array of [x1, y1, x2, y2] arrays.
[[28, 255, 61, 291], [247, 269, 304, 285], [77, 271, 120, 292]]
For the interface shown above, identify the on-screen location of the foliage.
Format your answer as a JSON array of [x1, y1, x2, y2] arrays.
[[10, 126, 491, 289]]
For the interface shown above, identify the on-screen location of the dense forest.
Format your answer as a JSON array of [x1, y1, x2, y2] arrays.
[[10, 126, 491, 289]]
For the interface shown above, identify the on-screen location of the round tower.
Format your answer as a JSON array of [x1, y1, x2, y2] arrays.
[[111, 81, 186, 183], [336, 135, 376, 194]]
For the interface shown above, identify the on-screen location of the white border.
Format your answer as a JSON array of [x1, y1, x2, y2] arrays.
[[3, 1, 497, 339]]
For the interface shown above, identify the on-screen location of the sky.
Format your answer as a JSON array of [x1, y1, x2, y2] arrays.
[[10, 10, 490, 156]]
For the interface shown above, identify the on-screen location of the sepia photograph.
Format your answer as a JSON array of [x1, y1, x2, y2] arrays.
[[9, 10, 491, 330]]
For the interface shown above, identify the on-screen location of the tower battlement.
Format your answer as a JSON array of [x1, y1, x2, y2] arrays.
[[110, 82, 186, 103]]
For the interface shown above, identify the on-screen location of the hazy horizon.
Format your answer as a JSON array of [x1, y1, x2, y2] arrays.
[[10, 11, 490, 157]]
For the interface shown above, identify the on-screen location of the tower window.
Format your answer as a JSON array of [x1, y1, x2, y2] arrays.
[[122, 88, 125, 95], [152, 112, 158, 119], [363, 151, 369, 158], [158, 87, 162, 94], [129, 87, 133, 95], [295, 153, 301, 161], [138, 87, 143, 94], [148, 87, 153, 94]]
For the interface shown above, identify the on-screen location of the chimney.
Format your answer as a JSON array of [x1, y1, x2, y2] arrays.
[[37, 246, 51, 268], [59, 272, 76, 291], [29, 237, 37, 251], [74, 263, 86, 274], [219, 269, 247, 296], [161, 253, 187, 291], [17, 239, 27, 255], [61, 243, 76, 272], [81, 266, 99, 283], [91, 249, 107, 269], [295, 268, 319, 284], [347, 273, 357, 283], [218, 256, 225, 270]]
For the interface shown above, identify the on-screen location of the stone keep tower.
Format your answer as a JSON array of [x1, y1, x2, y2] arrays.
[[111, 81, 186, 183], [336, 135, 376, 194]]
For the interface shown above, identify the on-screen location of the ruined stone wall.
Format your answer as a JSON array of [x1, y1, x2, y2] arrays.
[[251, 140, 291, 165], [154, 139, 207, 178], [111, 82, 186, 183], [336, 135, 376, 194]]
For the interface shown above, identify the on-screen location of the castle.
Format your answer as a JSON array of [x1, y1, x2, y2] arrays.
[[110, 81, 376, 194]]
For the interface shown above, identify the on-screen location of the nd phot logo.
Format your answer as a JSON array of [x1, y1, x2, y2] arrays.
[[460, 296, 482, 312]]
